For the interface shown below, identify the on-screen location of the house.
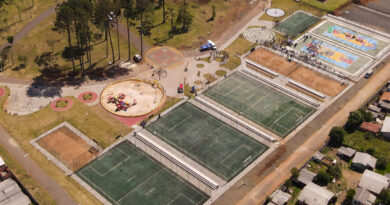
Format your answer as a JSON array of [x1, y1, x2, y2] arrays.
[[352, 152, 377, 172], [368, 105, 381, 113], [312, 151, 325, 163], [353, 187, 376, 205], [360, 122, 380, 134], [381, 117, 390, 138], [297, 182, 334, 205], [296, 168, 316, 186], [358, 170, 390, 195], [267, 189, 291, 205], [378, 100, 390, 112], [337, 146, 356, 161], [0, 178, 31, 205], [380, 92, 390, 102]]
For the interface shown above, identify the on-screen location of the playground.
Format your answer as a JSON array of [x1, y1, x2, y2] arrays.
[[146, 102, 268, 181], [100, 80, 166, 117], [145, 46, 184, 69], [76, 141, 208, 205], [247, 48, 347, 97], [311, 21, 389, 57], [204, 72, 315, 137], [274, 11, 320, 37], [295, 37, 372, 75], [37, 126, 99, 171]]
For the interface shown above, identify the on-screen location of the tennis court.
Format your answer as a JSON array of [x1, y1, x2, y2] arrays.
[[76, 141, 208, 205], [146, 102, 268, 181], [311, 21, 389, 57], [204, 72, 315, 137], [274, 11, 320, 37]]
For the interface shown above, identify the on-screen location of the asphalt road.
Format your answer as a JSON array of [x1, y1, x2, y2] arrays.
[[365, 0, 390, 15], [342, 5, 390, 34]]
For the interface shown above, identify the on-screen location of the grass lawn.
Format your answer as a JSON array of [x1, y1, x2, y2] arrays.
[[344, 130, 390, 165], [144, 96, 182, 122], [302, 0, 351, 12], [0, 0, 57, 45], [222, 36, 254, 70], [259, 0, 326, 22], [0, 86, 132, 204], [2, 13, 138, 79], [125, 0, 255, 50], [288, 186, 301, 205]]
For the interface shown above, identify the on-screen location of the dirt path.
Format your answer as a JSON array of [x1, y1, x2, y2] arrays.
[[213, 62, 390, 205], [0, 6, 56, 51], [0, 124, 77, 205]]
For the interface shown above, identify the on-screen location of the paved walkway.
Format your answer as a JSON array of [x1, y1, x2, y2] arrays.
[[0, 6, 56, 50], [0, 124, 77, 205]]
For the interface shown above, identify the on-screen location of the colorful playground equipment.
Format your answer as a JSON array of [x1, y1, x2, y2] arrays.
[[107, 93, 137, 112]]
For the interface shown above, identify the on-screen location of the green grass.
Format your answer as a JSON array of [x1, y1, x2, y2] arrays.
[[344, 130, 390, 160], [302, 0, 351, 12], [259, 0, 326, 22], [222, 36, 254, 70], [76, 141, 209, 205], [203, 73, 217, 83], [2, 12, 138, 79], [288, 186, 302, 205], [274, 11, 320, 37], [146, 102, 268, 181], [55, 100, 68, 108], [215, 70, 227, 77], [0, 86, 132, 204], [204, 72, 315, 137], [196, 63, 205, 68], [144, 96, 182, 123]]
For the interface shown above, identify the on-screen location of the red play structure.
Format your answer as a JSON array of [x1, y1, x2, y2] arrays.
[[108, 93, 137, 112]]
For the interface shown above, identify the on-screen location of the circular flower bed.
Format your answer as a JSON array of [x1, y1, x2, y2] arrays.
[[51, 98, 73, 111], [0, 88, 4, 98], [78, 91, 98, 104]]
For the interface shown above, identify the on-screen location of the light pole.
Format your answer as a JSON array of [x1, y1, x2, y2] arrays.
[[109, 11, 120, 61]]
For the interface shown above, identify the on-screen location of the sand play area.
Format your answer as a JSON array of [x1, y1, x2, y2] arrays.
[[247, 48, 347, 97], [100, 79, 166, 117]]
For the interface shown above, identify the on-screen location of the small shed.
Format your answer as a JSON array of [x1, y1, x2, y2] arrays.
[[358, 170, 390, 195], [352, 152, 377, 172], [381, 117, 390, 138], [337, 146, 356, 161], [360, 122, 380, 134], [296, 168, 316, 186], [267, 189, 291, 205], [297, 182, 334, 205], [312, 151, 325, 163], [368, 105, 381, 113], [353, 187, 376, 205]]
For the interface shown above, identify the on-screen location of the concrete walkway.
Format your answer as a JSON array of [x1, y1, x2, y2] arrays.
[[0, 124, 77, 205]]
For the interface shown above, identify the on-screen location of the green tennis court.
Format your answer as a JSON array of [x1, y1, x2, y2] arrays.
[[204, 72, 315, 137], [274, 11, 320, 37], [75, 141, 208, 205], [146, 102, 268, 181]]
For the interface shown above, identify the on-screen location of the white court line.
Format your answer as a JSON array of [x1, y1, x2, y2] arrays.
[[91, 148, 130, 176], [163, 114, 193, 132]]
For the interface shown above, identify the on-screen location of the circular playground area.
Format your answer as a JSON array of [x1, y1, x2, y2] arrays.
[[244, 28, 276, 43], [100, 79, 166, 117], [266, 8, 285, 18], [145, 46, 184, 69]]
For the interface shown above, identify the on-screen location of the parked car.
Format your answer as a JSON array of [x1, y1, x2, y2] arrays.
[[178, 83, 184, 93], [133, 54, 142, 63], [200, 40, 217, 52], [365, 70, 373, 78]]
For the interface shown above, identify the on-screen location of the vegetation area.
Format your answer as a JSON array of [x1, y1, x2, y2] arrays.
[[221, 35, 254, 70], [0, 86, 132, 204], [301, 0, 351, 12], [259, 0, 326, 22], [0, 0, 57, 45]]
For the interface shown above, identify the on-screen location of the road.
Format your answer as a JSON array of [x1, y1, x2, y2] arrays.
[[0, 125, 77, 205], [213, 58, 390, 205]]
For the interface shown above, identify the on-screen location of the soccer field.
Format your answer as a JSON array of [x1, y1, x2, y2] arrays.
[[204, 72, 315, 137], [76, 141, 208, 205], [146, 102, 268, 181], [274, 11, 320, 37]]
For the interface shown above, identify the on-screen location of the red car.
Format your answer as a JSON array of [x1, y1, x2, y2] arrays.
[[178, 83, 184, 93]]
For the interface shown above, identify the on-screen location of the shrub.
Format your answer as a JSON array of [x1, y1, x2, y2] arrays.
[[376, 157, 388, 170], [329, 127, 344, 147], [345, 111, 363, 132], [315, 171, 331, 186]]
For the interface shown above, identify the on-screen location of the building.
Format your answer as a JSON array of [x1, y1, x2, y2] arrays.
[[312, 151, 325, 163], [297, 182, 334, 205], [379, 100, 390, 112], [352, 152, 377, 172], [368, 105, 381, 113], [267, 189, 291, 205], [337, 146, 356, 161], [353, 187, 376, 205], [296, 168, 316, 186], [0, 178, 31, 205], [359, 122, 380, 134], [358, 170, 390, 195], [381, 117, 390, 138]]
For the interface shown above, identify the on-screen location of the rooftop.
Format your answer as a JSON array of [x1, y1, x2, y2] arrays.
[[297, 168, 316, 185], [0, 178, 30, 205], [360, 122, 381, 133], [298, 182, 334, 205], [337, 146, 356, 158], [381, 117, 390, 133], [359, 170, 390, 195], [380, 92, 390, 102], [352, 152, 377, 169], [313, 151, 325, 162], [353, 187, 376, 205], [269, 189, 291, 205]]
